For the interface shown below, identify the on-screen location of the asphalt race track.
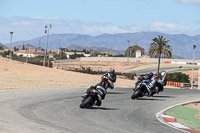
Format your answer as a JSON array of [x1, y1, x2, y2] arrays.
[[0, 87, 199, 133], [132, 66, 200, 75]]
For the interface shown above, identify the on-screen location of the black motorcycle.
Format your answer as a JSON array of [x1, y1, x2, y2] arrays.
[[80, 87, 100, 108], [80, 75, 109, 108], [131, 80, 149, 99], [131, 74, 166, 99]]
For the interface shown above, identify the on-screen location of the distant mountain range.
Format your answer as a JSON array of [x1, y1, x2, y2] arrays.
[[15, 44, 38, 50], [66, 45, 124, 55], [3, 32, 200, 59], [0, 43, 8, 49]]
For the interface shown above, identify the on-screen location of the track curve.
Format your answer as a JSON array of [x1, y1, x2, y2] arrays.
[[0, 87, 199, 133]]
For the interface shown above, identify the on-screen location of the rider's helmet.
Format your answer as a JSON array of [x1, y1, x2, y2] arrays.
[[161, 72, 166, 76], [161, 72, 166, 79], [109, 68, 116, 82], [160, 72, 167, 86], [110, 69, 115, 73], [148, 72, 153, 78]]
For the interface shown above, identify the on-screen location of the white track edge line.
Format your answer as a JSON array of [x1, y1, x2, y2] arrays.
[[156, 99, 200, 133]]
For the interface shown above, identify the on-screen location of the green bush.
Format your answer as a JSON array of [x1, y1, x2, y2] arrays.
[[0, 50, 13, 57], [54, 51, 67, 60], [73, 66, 105, 75], [166, 72, 190, 83], [72, 66, 135, 80], [12, 55, 26, 62], [69, 54, 84, 59]]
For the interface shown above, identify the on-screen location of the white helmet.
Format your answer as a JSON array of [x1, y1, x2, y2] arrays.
[[161, 72, 166, 79], [161, 72, 166, 76]]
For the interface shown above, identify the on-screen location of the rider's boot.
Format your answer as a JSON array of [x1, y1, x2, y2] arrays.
[[148, 91, 153, 97], [95, 94, 102, 106], [81, 93, 87, 98], [108, 80, 114, 89]]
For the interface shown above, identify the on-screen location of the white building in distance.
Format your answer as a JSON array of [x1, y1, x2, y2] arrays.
[[136, 50, 141, 58]]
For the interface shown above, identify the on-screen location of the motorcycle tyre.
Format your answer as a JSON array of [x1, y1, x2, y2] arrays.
[[131, 89, 142, 99], [80, 96, 94, 108]]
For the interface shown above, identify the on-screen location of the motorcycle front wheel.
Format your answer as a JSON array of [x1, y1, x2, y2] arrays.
[[131, 89, 142, 99]]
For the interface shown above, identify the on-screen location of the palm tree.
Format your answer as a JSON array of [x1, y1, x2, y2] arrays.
[[148, 35, 172, 75]]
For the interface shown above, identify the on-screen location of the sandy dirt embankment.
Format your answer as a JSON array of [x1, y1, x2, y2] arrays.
[[0, 57, 134, 89]]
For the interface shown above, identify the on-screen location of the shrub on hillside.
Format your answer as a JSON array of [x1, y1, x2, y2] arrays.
[[72, 66, 135, 79], [166, 72, 190, 83]]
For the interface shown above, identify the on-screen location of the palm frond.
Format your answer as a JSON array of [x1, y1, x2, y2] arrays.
[[148, 35, 171, 58]]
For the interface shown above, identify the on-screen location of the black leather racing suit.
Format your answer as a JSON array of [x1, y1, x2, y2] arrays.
[[139, 73, 156, 96]]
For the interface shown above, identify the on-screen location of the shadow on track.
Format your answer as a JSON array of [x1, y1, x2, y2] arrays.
[[107, 92, 126, 95], [152, 95, 175, 98], [134, 97, 164, 101], [82, 107, 119, 110]]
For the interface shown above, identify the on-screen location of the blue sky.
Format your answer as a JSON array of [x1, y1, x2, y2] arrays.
[[0, 0, 200, 43]]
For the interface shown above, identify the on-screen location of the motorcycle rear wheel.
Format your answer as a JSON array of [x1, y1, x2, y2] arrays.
[[80, 96, 94, 108]]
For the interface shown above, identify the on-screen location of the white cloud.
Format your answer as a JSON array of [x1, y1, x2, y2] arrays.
[[31, 16, 45, 20], [178, 0, 200, 5], [0, 17, 145, 43], [84, 24, 144, 35], [118, 25, 144, 32], [149, 22, 190, 34], [0, 17, 199, 43]]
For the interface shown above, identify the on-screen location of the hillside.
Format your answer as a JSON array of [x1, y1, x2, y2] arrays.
[[0, 42, 8, 49], [66, 45, 124, 55], [0, 57, 133, 89], [6, 32, 200, 59]]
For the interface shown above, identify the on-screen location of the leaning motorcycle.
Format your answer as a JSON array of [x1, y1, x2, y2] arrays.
[[80, 87, 100, 108], [79, 75, 109, 108], [131, 80, 149, 99], [131, 72, 167, 99]]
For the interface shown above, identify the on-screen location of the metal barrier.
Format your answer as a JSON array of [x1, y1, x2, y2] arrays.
[[166, 81, 191, 87]]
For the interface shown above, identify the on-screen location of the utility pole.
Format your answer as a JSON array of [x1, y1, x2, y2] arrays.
[[26, 49, 28, 63], [43, 24, 52, 66], [9, 32, 13, 59], [191, 44, 196, 89], [38, 40, 41, 50]]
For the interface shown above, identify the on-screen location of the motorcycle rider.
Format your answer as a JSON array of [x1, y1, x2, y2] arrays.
[[138, 72, 156, 96], [104, 68, 117, 89], [96, 69, 117, 105], [85, 85, 105, 106], [82, 69, 117, 106], [157, 72, 167, 92]]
